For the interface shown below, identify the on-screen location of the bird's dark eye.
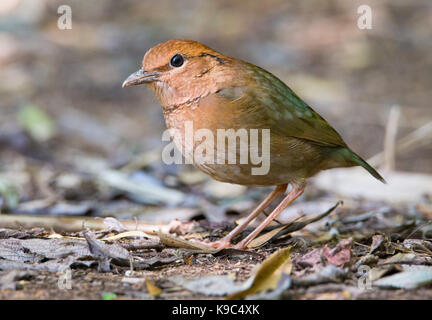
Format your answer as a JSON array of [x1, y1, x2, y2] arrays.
[[170, 54, 184, 68]]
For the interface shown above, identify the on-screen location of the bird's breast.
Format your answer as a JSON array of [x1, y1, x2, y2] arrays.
[[160, 91, 328, 186]]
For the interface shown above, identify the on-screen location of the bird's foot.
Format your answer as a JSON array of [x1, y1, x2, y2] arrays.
[[206, 239, 251, 250], [232, 239, 248, 250], [192, 238, 255, 250], [190, 238, 236, 250], [207, 239, 235, 250]]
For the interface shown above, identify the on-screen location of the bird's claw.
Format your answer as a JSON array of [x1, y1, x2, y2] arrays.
[[190, 238, 237, 250]]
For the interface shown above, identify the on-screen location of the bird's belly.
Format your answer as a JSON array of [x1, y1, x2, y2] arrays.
[[194, 162, 302, 186], [164, 114, 319, 186]]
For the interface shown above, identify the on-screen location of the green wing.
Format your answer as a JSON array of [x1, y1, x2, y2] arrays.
[[259, 84, 348, 148], [220, 64, 348, 148]]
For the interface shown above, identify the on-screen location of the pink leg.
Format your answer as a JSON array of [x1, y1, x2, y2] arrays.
[[208, 184, 287, 249], [234, 183, 306, 250]]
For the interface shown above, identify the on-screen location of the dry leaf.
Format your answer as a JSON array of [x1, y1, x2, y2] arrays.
[[322, 238, 353, 268], [247, 225, 287, 248], [292, 265, 348, 286], [101, 230, 158, 241], [169, 275, 239, 296], [146, 279, 163, 297], [374, 266, 432, 289], [369, 253, 416, 281], [296, 248, 323, 272], [227, 246, 292, 299], [156, 232, 219, 254], [184, 255, 194, 266], [370, 234, 385, 254]]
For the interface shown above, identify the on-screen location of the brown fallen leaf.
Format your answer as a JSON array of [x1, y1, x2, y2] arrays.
[[369, 234, 385, 254], [146, 279, 163, 297], [184, 255, 194, 266], [247, 225, 287, 249], [156, 231, 219, 254], [296, 248, 322, 271], [226, 246, 292, 300], [292, 265, 349, 287], [322, 238, 353, 268]]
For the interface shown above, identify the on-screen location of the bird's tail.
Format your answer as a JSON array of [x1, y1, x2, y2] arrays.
[[349, 150, 386, 184]]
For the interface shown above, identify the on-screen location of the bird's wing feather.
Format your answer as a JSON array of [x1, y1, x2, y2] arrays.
[[219, 64, 348, 148]]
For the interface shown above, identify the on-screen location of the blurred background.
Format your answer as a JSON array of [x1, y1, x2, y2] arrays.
[[0, 0, 431, 219]]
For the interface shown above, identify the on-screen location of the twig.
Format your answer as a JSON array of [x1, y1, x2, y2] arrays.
[[368, 120, 432, 167], [0, 214, 171, 234], [405, 221, 432, 240], [377, 260, 432, 267], [382, 105, 400, 171], [121, 241, 164, 251]]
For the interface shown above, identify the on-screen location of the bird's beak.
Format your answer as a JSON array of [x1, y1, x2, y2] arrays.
[[122, 69, 159, 88]]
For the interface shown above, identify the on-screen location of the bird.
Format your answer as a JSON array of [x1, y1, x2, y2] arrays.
[[122, 39, 385, 250]]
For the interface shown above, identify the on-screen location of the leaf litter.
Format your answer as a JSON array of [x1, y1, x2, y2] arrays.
[[1, 193, 432, 299]]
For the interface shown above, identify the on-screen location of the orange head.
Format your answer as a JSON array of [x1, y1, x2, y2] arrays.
[[122, 39, 240, 107]]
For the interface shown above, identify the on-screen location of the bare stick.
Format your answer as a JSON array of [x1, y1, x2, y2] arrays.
[[368, 120, 432, 167], [0, 214, 170, 234], [382, 105, 400, 171]]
